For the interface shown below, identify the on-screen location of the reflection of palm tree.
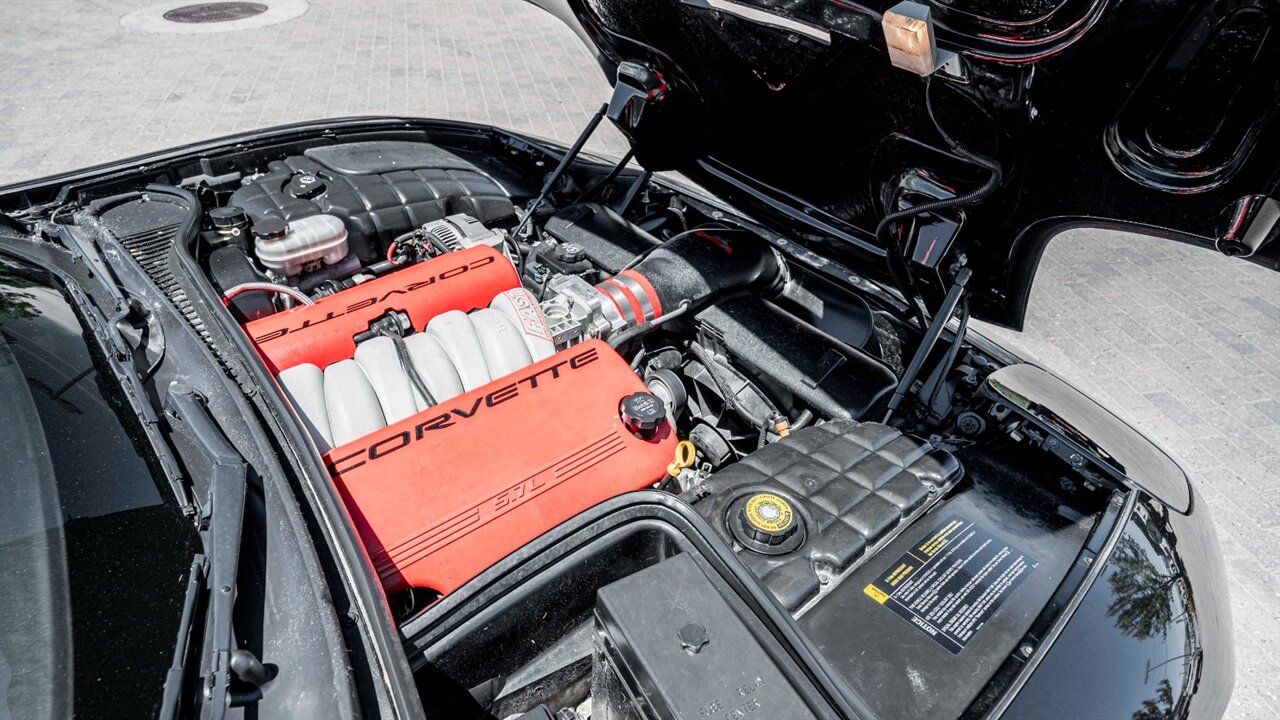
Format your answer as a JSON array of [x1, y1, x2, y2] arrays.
[[1, 272, 43, 320], [1132, 679, 1174, 720], [1106, 536, 1177, 640]]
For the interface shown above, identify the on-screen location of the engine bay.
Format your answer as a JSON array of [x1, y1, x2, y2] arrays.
[[206, 140, 920, 606], [178, 137, 1107, 718], [14, 130, 1124, 719]]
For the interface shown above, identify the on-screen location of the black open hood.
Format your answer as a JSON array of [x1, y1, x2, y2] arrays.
[[532, 0, 1279, 328]]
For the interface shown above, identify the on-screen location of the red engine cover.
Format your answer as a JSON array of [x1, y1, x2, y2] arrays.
[[242, 245, 519, 373], [323, 340, 676, 595]]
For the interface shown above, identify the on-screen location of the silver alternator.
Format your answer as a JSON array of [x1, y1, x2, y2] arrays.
[[420, 214, 505, 252]]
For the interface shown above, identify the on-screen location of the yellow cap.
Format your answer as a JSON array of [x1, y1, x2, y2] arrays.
[[743, 493, 795, 534]]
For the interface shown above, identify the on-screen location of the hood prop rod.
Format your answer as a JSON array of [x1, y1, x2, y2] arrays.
[[510, 102, 608, 245], [510, 62, 669, 244], [883, 264, 971, 424]]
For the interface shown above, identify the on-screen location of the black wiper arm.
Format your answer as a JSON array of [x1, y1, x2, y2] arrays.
[[160, 555, 208, 720], [57, 276, 193, 515], [50, 223, 137, 359], [165, 385, 267, 720]]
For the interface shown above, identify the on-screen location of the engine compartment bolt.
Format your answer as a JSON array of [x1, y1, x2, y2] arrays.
[[677, 623, 709, 654]]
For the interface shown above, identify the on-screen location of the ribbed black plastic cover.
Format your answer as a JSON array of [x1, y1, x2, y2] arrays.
[[592, 553, 819, 720], [691, 420, 962, 611], [230, 141, 514, 262]]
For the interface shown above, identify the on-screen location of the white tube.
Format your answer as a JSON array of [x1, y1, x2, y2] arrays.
[[354, 337, 421, 426], [470, 308, 534, 379], [489, 288, 556, 361], [223, 281, 315, 307], [324, 359, 386, 447], [403, 333, 465, 408], [425, 310, 492, 391], [277, 363, 334, 452]]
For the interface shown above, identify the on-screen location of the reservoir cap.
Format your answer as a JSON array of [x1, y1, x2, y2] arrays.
[[731, 492, 804, 554]]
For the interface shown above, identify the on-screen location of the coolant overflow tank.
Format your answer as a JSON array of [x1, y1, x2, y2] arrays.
[[254, 213, 349, 277]]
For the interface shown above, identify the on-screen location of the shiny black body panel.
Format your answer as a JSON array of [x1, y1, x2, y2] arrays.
[[984, 364, 1192, 512], [529, 0, 1280, 328], [1003, 487, 1234, 720], [976, 361, 1234, 720]]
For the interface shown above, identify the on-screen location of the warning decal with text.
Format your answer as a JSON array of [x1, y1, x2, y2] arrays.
[[863, 515, 1037, 654]]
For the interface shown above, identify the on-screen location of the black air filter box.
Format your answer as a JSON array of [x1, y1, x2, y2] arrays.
[[591, 553, 820, 720]]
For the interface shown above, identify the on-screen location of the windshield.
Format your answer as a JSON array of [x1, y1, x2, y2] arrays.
[[0, 256, 198, 719]]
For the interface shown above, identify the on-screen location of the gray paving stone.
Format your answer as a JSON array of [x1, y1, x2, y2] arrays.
[[2, 1, 1277, 716]]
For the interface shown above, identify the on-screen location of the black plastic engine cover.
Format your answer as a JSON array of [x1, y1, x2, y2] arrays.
[[230, 141, 515, 262], [688, 421, 962, 612], [542, 203, 660, 274]]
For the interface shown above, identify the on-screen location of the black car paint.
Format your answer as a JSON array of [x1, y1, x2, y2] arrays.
[[984, 363, 1192, 513], [0, 116, 1236, 717], [0, 226, 372, 719], [977, 366, 1233, 719], [0, 257, 198, 720], [1004, 488, 1234, 719], [528, 0, 1280, 329]]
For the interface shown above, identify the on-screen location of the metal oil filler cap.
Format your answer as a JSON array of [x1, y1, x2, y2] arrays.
[[732, 492, 804, 554]]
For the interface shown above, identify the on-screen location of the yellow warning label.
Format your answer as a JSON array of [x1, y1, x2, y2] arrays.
[[885, 563, 915, 587], [864, 584, 890, 604], [865, 515, 1038, 655], [743, 493, 795, 533], [918, 519, 964, 557]]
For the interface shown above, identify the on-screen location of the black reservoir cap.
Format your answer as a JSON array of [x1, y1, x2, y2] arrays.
[[728, 491, 806, 555], [740, 493, 798, 543], [555, 242, 586, 264], [251, 216, 287, 242], [288, 172, 327, 199], [209, 205, 249, 230]]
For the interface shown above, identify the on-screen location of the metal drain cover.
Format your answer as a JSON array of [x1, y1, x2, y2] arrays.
[[163, 2, 268, 23], [123, 0, 306, 34]]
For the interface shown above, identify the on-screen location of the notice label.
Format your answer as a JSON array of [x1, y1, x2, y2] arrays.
[[864, 516, 1037, 654]]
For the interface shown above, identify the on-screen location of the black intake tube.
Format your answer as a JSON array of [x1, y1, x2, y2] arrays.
[[631, 229, 782, 312]]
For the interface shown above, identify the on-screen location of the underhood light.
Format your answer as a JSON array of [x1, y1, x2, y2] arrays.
[[882, 1, 957, 76]]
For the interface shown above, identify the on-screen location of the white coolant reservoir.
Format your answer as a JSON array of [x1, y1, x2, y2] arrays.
[[254, 214, 349, 277]]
